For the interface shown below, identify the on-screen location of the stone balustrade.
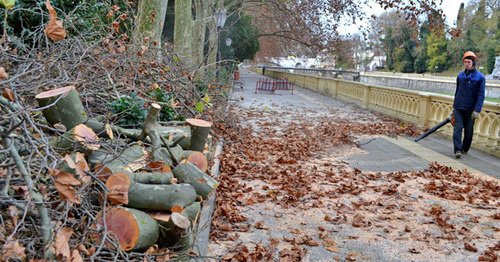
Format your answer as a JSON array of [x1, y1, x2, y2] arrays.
[[256, 68, 499, 157]]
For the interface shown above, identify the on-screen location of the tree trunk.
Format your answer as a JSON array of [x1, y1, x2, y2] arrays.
[[192, 0, 206, 73], [133, 0, 169, 47], [99, 207, 159, 251], [35, 85, 87, 130], [174, 0, 194, 68], [186, 118, 211, 152], [205, 1, 221, 71], [172, 162, 218, 199]]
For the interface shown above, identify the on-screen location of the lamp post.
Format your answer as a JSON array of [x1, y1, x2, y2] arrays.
[[214, 9, 227, 83]]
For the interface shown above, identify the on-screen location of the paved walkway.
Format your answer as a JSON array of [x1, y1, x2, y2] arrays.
[[196, 69, 499, 262], [236, 68, 499, 181]]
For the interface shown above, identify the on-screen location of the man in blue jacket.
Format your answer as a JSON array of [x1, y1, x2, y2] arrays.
[[452, 51, 485, 158]]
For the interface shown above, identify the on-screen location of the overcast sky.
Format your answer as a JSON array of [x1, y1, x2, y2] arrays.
[[338, 0, 466, 36]]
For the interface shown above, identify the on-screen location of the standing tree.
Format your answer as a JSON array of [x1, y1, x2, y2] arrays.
[[173, 0, 194, 68], [133, 0, 168, 47], [457, 2, 465, 30], [414, 21, 430, 73], [427, 32, 449, 72], [486, 45, 496, 74], [221, 13, 259, 62]]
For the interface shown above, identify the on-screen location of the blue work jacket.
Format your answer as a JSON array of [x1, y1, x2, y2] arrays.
[[453, 68, 485, 113]]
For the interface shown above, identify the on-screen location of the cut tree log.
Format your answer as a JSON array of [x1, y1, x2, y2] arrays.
[[153, 145, 183, 167], [153, 212, 192, 249], [90, 145, 148, 179], [128, 182, 197, 211], [186, 118, 211, 152], [106, 172, 197, 210], [172, 162, 218, 200], [182, 201, 201, 221], [99, 207, 159, 251], [50, 124, 100, 152], [186, 151, 208, 172], [86, 119, 190, 145], [35, 85, 87, 130], [129, 171, 174, 184]]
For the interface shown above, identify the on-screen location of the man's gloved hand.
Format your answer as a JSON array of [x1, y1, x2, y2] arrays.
[[472, 111, 480, 119]]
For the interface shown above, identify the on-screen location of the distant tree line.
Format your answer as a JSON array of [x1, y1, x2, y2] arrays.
[[373, 0, 499, 74]]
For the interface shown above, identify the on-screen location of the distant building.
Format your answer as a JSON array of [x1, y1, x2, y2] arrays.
[[353, 49, 386, 71], [489, 56, 500, 80]]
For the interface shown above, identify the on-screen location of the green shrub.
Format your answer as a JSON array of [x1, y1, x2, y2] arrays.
[[146, 88, 184, 122], [108, 93, 147, 128]]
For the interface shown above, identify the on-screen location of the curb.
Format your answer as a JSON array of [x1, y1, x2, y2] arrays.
[[190, 139, 224, 261]]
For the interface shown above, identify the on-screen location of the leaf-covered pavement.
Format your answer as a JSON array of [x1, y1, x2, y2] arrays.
[[208, 83, 499, 261]]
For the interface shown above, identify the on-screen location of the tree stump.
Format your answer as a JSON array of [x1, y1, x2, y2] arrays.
[[98, 207, 159, 251], [186, 118, 211, 152], [35, 85, 87, 130], [153, 212, 192, 249]]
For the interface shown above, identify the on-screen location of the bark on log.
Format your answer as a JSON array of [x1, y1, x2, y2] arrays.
[[99, 207, 159, 251], [182, 201, 201, 221], [186, 118, 211, 152], [130, 172, 173, 184], [153, 212, 193, 249], [35, 85, 87, 130], [128, 183, 196, 211], [106, 172, 196, 210], [154, 145, 183, 167], [90, 145, 147, 180], [86, 119, 190, 148], [172, 162, 218, 200]]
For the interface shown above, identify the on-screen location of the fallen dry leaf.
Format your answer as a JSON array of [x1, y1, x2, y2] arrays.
[[45, 0, 67, 40], [464, 242, 478, 252], [2, 88, 15, 101], [53, 170, 82, 204], [71, 249, 83, 262], [327, 245, 339, 252], [1, 241, 26, 261], [8, 205, 19, 226], [0, 67, 8, 81], [55, 227, 73, 261]]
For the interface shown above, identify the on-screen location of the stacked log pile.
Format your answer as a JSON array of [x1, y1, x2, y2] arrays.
[[34, 86, 219, 252]]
